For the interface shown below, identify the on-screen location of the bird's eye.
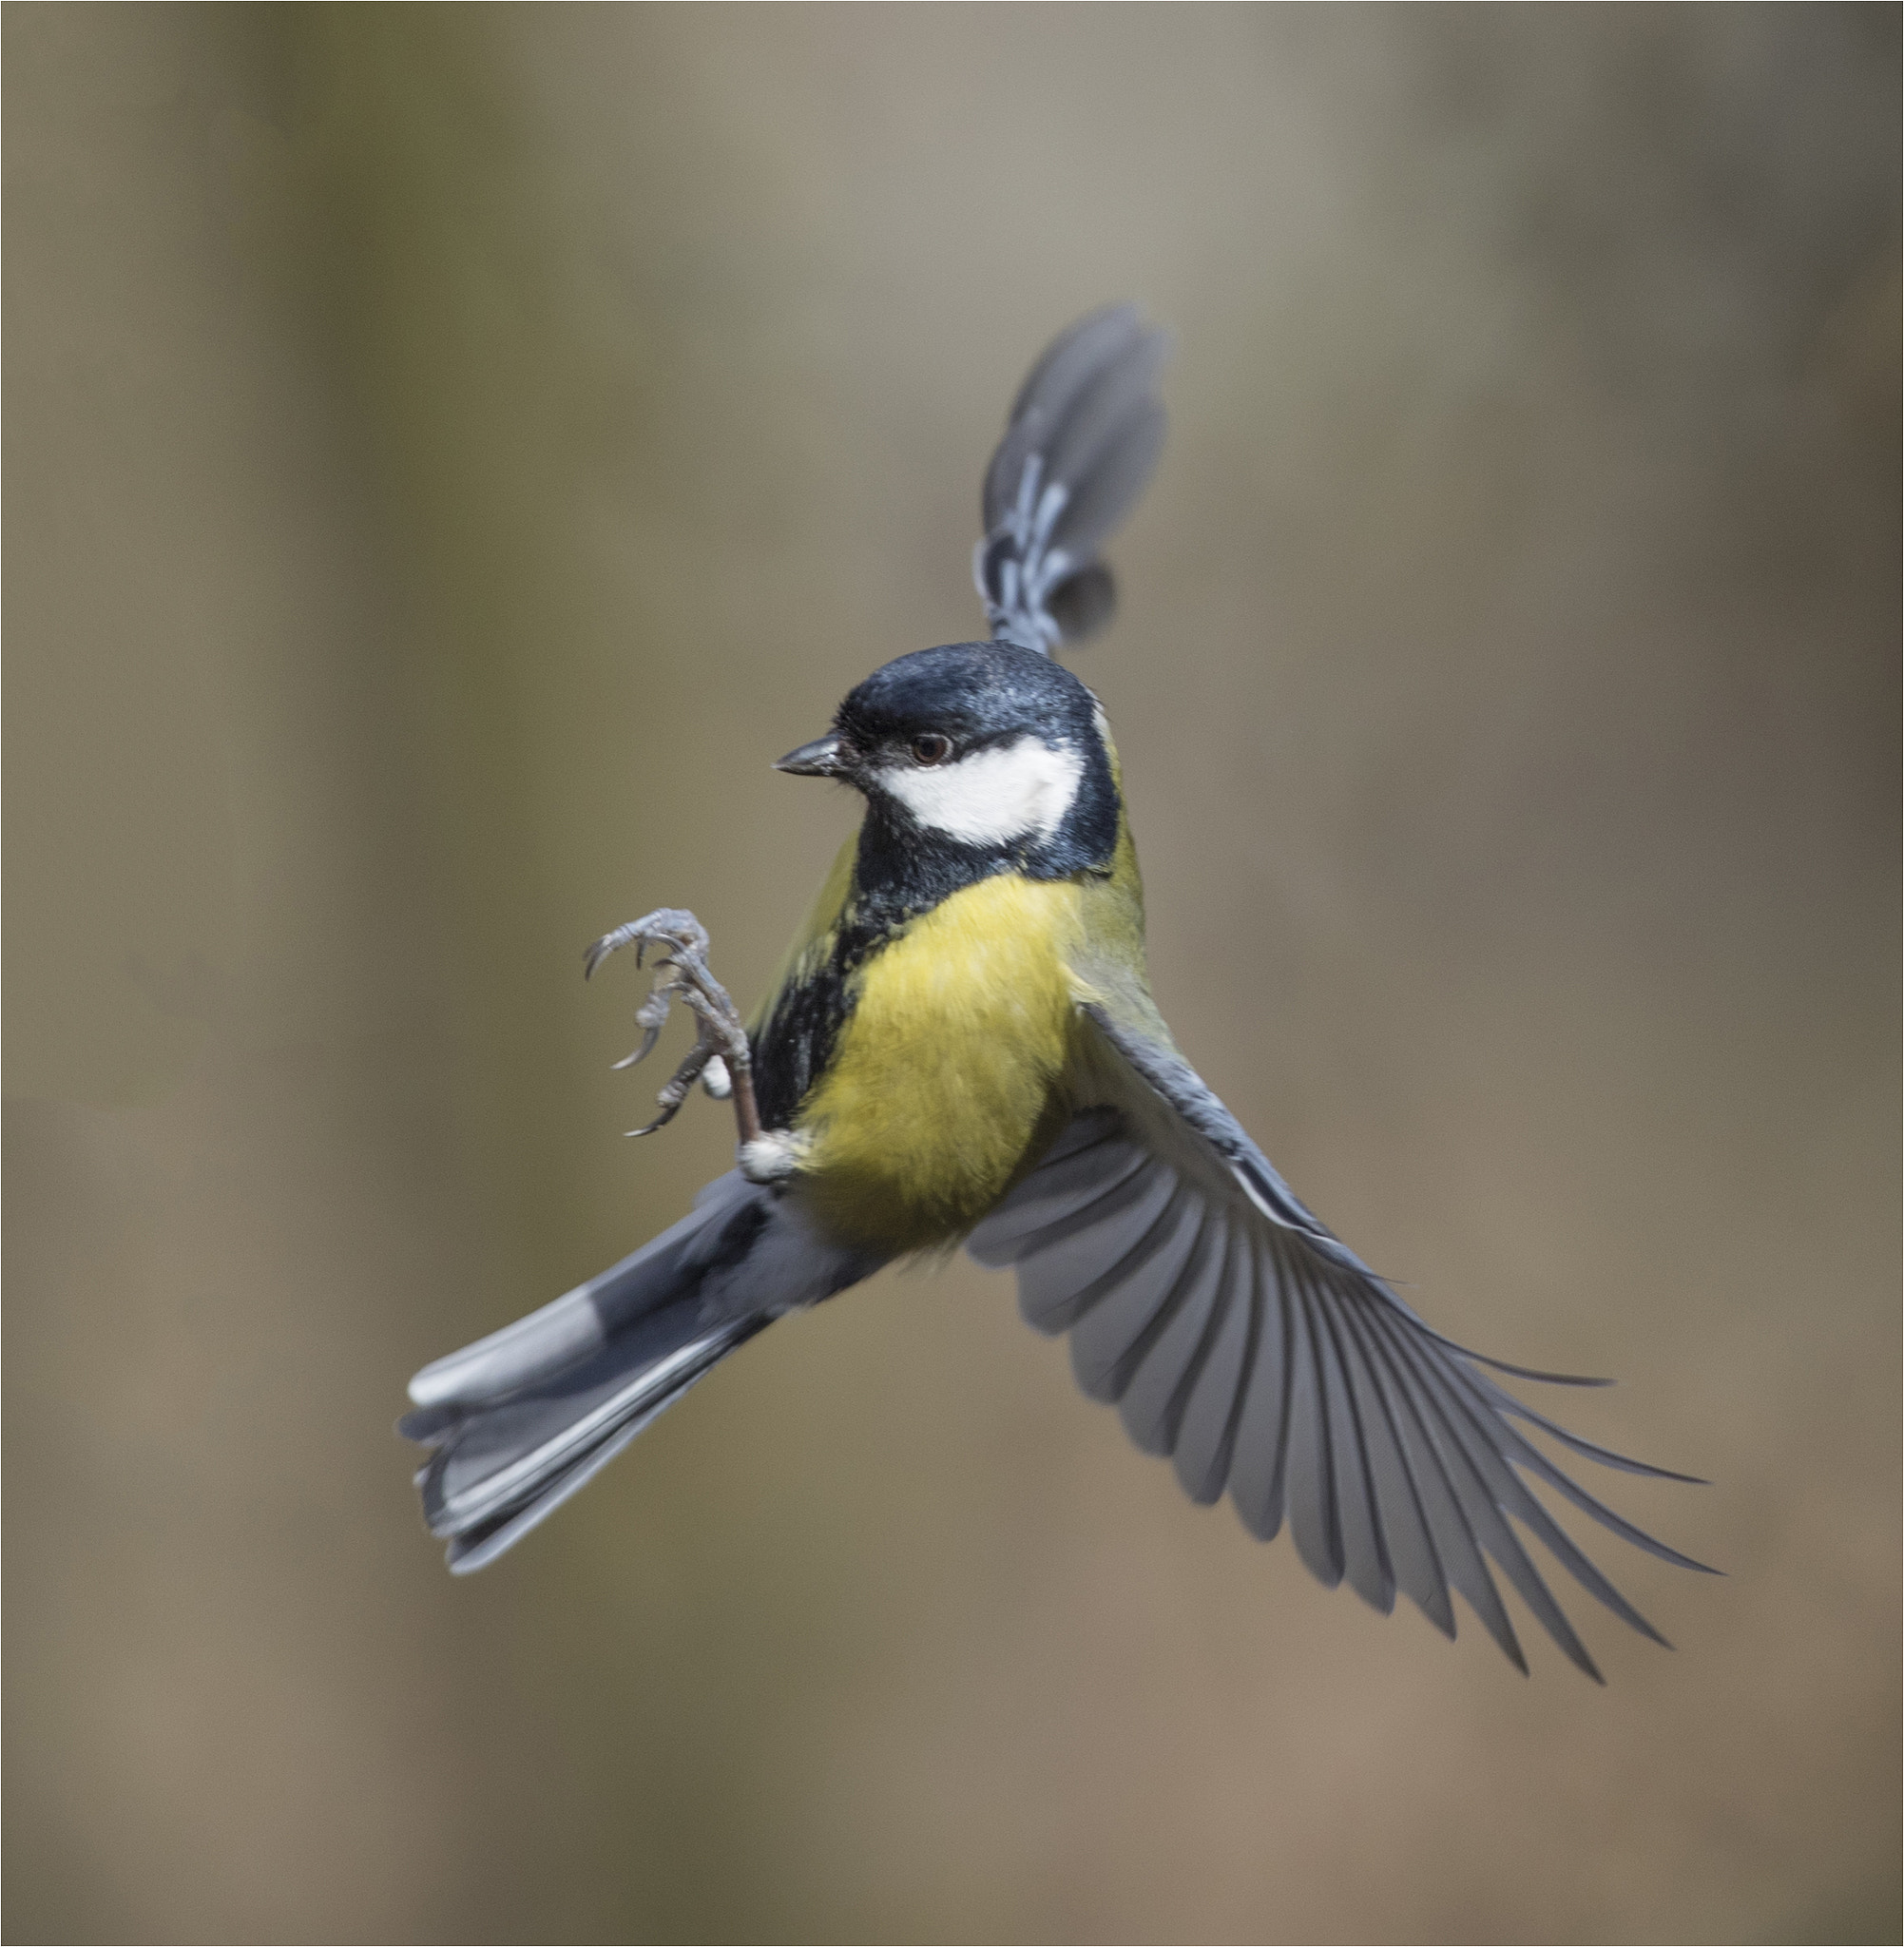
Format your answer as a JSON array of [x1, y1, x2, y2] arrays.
[[909, 733, 954, 766]]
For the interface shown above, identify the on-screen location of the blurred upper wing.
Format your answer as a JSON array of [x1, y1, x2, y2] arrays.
[[974, 304, 1169, 654], [968, 1003, 1712, 1681]]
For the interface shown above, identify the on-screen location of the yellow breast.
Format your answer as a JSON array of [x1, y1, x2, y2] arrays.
[[794, 872, 1088, 1254]]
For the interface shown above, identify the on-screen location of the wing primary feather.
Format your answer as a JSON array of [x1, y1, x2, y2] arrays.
[[976, 308, 1166, 650], [1047, 392, 1167, 565], [968, 1133, 1152, 1265], [1426, 1375, 1677, 1651], [1473, 1373, 1711, 1483], [1067, 1186, 1204, 1406], [1367, 1282, 1615, 1387], [1423, 1348, 1708, 1577], [1355, 1301, 1518, 1667], [1016, 1163, 1183, 1335], [999, 305, 1144, 465], [1323, 1287, 1454, 1628], [1365, 1308, 1618, 1679], [1115, 1214, 1230, 1455], [1172, 1229, 1259, 1505], [995, 1141, 1161, 1264], [1090, 1204, 1208, 1417], [1040, 335, 1167, 489], [1279, 1247, 1346, 1588], [1084, 1007, 1623, 1395], [1342, 1289, 1522, 1653], [1302, 1261, 1395, 1613], [1362, 1292, 1710, 1583], [1452, 1373, 1720, 1576], [994, 1073, 1699, 1674], [1227, 1235, 1295, 1542], [1356, 1348, 1459, 1635], [1146, 1220, 1245, 1460], [1355, 1302, 1563, 1673]]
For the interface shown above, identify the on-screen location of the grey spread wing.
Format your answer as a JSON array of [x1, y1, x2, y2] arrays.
[[975, 303, 1169, 654], [968, 1006, 1712, 1681]]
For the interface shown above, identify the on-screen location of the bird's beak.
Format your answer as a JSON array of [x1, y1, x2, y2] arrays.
[[773, 733, 851, 779]]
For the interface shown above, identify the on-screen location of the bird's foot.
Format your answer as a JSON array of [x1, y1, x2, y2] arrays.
[[585, 908, 763, 1147]]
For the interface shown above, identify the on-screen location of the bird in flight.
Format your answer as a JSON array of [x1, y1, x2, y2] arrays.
[[403, 305, 1708, 1680]]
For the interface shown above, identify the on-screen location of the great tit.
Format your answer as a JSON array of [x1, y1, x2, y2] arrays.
[[403, 305, 1706, 1679]]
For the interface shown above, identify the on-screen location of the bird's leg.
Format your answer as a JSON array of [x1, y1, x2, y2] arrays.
[[584, 908, 764, 1148]]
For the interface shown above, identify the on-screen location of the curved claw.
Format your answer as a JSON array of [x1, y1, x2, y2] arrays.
[[584, 907, 711, 980], [583, 926, 634, 980], [625, 1081, 690, 1137], [611, 1023, 663, 1071], [624, 1037, 713, 1136], [610, 992, 674, 1070], [588, 904, 762, 1149]]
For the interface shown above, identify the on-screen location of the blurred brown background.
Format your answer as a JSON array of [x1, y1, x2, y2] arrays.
[[5, 6, 1897, 1942]]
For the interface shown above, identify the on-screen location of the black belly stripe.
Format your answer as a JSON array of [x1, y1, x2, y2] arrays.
[[751, 902, 897, 1133], [751, 786, 1120, 1134]]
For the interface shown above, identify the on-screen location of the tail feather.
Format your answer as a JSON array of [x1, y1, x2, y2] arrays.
[[976, 303, 1170, 654], [407, 1301, 770, 1573], [406, 1172, 764, 1413], [403, 1172, 882, 1571]]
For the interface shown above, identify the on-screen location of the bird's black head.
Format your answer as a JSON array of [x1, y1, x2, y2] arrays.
[[775, 641, 1122, 902]]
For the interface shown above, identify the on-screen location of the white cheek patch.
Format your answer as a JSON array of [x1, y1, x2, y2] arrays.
[[878, 736, 1086, 846]]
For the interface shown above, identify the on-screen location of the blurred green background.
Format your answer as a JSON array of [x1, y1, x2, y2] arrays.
[[5, 6, 1897, 1941]]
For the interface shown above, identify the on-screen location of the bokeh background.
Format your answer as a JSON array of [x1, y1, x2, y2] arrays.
[[6, 6, 1898, 1942]]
